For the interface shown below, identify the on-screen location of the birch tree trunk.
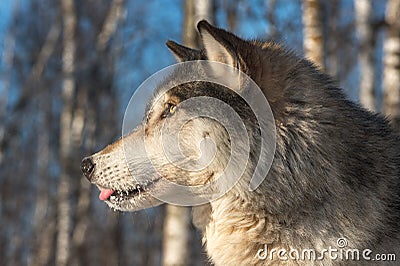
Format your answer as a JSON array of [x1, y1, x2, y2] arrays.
[[193, 1, 214, 30], [56, 0, 77, 265], [383, 0, 400, 129], [163, 204, 191, 266], [302, 0, 325, 69], [182, 0, 214, 48], [162, 1, 214, 265], [355, 0, 376, 111]]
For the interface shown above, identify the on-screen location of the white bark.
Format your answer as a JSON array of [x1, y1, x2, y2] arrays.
[[162, 205, 191, 266], [355, 0, 376, 111], [302, 0, 325, 69], [183, 0, 214, 48], [56, 0, 77, 265], [183, 0, 196, 47], [33, 220, 56, 266], [383, 0, 400, 128], [162, 1, 215, 265], [193, 0, 214, 27]]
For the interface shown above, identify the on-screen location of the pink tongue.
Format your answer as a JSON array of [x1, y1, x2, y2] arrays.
[[99, 189, 115, 201]]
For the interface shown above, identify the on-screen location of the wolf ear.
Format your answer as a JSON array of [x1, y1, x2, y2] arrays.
[[166, 40, 203, 62], [197, 20, 242, 69]]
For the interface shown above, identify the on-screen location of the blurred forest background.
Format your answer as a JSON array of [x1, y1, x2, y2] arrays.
[[0, 0, 399, 265]]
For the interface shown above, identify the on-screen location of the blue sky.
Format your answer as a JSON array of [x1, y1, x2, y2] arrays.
[[1, 0, 384, 113], [0, 0, 12, 29], [113, 0, 304, 117], [0, 0, 13, 108], [0, 0, 13, 60]]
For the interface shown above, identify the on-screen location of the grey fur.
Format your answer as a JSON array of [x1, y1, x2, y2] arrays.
[[82, 21, 400, 265]]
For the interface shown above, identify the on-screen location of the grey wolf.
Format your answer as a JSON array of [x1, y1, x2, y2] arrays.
[[81, 21, 400, 265]]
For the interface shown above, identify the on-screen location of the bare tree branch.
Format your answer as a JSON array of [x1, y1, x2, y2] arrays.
[[31, 17, 62, 80], [97, 0, 125, 51], [13, 15, 61, 111]]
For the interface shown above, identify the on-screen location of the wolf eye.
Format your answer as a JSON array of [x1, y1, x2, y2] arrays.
[[169, 103, 176, 114], [161, 103, 176, 118]]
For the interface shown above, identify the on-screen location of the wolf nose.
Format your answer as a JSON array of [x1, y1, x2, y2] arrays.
[[81, 157, 95, 180]]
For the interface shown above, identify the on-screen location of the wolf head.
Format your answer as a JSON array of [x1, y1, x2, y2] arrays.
[[80, 21, 269, 211], [81, 20, 340, 213]]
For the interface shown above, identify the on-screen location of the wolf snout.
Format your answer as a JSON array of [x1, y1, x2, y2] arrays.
[[81, 157, 95, 180]]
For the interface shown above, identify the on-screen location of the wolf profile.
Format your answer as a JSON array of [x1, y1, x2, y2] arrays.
[[82, 21, 400, 265]]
